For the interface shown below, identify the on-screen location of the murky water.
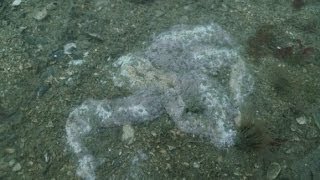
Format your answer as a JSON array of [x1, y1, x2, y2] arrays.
[[1, 0, 320, 179]]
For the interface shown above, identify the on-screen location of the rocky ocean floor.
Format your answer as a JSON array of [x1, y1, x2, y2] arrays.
[[1, 0, 320, 179]]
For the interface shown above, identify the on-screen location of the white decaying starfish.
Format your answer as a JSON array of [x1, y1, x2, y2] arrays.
[[66, 23, 254, 180]]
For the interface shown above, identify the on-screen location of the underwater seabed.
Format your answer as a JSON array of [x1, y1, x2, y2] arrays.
[[1, 1, 320, 179]]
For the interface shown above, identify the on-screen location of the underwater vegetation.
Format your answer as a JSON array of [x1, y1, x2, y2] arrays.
[[235, 117, 271, 151], [235, 117, 285, 152], [234, 104, 287, 152], [246, 23, 319, 65], [274, 39, 317, 65], [247, 24, 275, 58]]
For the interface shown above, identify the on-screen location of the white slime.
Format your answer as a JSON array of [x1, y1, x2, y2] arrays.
[[66, 23, 253, 180]]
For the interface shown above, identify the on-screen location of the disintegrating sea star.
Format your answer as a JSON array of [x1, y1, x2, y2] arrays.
[[66, 23, 254, 180]]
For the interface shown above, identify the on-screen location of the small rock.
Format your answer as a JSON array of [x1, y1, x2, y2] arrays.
[[9, 160, 16, 167], [5, 148, 15, 154], [296, 116, 307, 125], [64, 43, 77, 55], [292, 135, 300, 141], [154, 10, 164, 17], [44, 152, 50, 163], [12, 163, 21, 172], [166, 163, 172, 170], [193, 162, 200, 168], [254, 163, 260, 169], [267, 162, 281, 180], [12, 0, 22, 6], [46, 121, 54, 128], [167, 145, 175, 151], [182, 162, 189, 166], [68, 60, 85, 66], [159, 149, 167, 155], [86, 32, 103, 41], [122, 124, 134, 144], [151, 131, 157, 137], [33, 8, 48, 21]]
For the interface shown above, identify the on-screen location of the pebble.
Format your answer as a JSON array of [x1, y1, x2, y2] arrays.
[[46, 121, 54, 128], [154, 10, 164, 18], [267, 162, 281, 180], [64, 43, 77, 55], [159, 149, 167, 154], [12, 163, 21, 172], [5, 148, 15, 154], [9, 160, 16, 167], [233, 169, 241, 176], [193, 162, 200, 168], [151, 131, 157, 137], [122, 124, 134, 144], [296, 116, 307, 125], [167, 145, 175, 151], [28, 161, 34, 166], [166, 163, 172, 170], [33, 8, 48, 21], [12, 0, 22, 6], [68, 60, 85, 66], [254, 163, 260, 169], [182, 162, 189, 166]]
